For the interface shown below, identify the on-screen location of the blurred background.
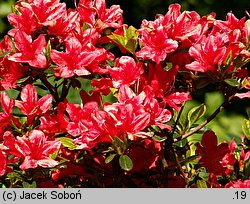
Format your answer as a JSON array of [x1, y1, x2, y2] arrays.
[[0, 0, 249, 142]]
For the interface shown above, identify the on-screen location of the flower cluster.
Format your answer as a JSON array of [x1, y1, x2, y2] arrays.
[[0, 0, 249, 188]]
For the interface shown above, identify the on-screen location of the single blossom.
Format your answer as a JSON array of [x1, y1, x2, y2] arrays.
[[3, 130, 61, 170], [16, 130, 61, 170], [0, 92, 20, 133], [186, 33, 228, 72], [8, 31, 47, 68], [78, 0, 123, 31], [195, 130, 230, 175], [109, 56, 143, 88], [15, 84, 52, 125], [0, 58, 27, 90], [0, 149, 7, 176], [29, 0, 67, 27], [136, 25, 178, 64], [51, 36, 110, 78], [7, 4, 37, 35]]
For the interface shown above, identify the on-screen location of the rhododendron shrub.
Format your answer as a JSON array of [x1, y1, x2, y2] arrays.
[[0, 0, 249, 188]]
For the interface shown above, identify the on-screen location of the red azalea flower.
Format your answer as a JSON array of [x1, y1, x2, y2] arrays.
[[0, 58, 27, 90], [141, 63, 178, 99], [3, 130, 61, 170], [78, 0, 123, 31], [0, 92, 20, 133], [221, 138, 237, 175], [207, 173, 222, 188], [225, 179, 250, 188], [15, 130, 61, 170], [104, 86, 151, 139], [164, 92, 192, 112], [47, 10, 79, 38], [77, 0, 96, 25], [39, 102, 69, 134], [186, 33, 228, 72], [136, 25, 178, 64], [29, 0, 66, 27], [195, 130, 230, 175], [129, 139, 161, 172], [0, 149, 7, 176], [109, 56, 143, 88], [166, 4, 202, 41], [8, 31, 47, 68], [51, 36, 110, 78], [94, 0, 123, 31], [142, 86, 172, 129], [7, 5, 37, 35], [67, 101, 118, 149], [15, 84, 52, 125], [91, 78, 113, 96]]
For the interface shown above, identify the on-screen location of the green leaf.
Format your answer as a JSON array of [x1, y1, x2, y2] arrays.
[[105, 154, 116, 164], [108, 33, 126, 47], [225, 50, 232, 67], [45, 40, 51, 61], [174, 139, 187, 147], [224, 78, 240, 87], [180, 154, 200, 165], [113, 136, 126, 153], [196, 180, 207, 188], [244, 158, 250, 177], [57, 137, 77, 150], [108, 26, 138, 54], [242, 119, 250, 140], [119, 155, 133, 171], [6, 172, 23, 180], [152, 135, 167, 142], [17, 75, 31, 84], [50, 150, 59, 160], [0, 51, 11, 58], [187, 104, 206, 129], [163, 62, 173, 71], [22, 181, 36, 188]]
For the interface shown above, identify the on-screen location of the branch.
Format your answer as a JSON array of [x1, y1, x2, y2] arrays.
[[39, 74, 60, 102], [174, 100, 228, 142]]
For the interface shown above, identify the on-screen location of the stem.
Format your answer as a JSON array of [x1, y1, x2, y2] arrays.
[[39, 74, 60, 102], [172, 146, 189, 187], [60, 79, 71, 102], [170, 105, 184, 137], [174, 100, 228, 142]]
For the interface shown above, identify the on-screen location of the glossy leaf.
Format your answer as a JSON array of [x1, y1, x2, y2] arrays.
[[22, 181, 36, 188], [244, 158, 250, 177], [196, 180, 208, 188], [108, 26, 139, 54], [152, 135, 167, 142], [58, 137, 77, 150], [225, 50, 232, 67], [224, 78, 240, 87], [105, 154, 116, 164], [119, 155, 133, 171], [242, 119, 250, 140], [113, 136, 126, 153], [187, 104, 206, 129], [0, 51, 11, 58]]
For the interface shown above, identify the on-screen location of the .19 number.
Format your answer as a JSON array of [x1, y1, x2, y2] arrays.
[[234, 191, 247, 200]]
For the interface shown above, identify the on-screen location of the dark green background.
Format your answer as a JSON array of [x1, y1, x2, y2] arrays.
[[107, 0, 250, 28]]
